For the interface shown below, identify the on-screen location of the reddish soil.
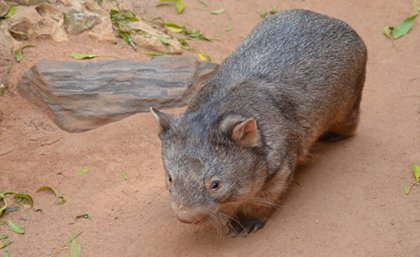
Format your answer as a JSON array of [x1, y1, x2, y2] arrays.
[[1, 0, 420, 256]]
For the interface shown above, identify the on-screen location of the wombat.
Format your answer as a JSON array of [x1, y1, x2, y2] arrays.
[[151, 9, 367, 236]]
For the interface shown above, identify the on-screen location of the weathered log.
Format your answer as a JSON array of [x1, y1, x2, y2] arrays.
[[18, 56, 218, 132]]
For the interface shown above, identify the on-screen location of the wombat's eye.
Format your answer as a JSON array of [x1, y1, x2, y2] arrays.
[[210, 180, 221, 191]]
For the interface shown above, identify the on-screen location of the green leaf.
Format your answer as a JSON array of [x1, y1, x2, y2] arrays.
[[392, 14, 417, 39], [0, 234, 8, 240], [8, 220, 24, 234], [176, 0, 185, 14], [404, 186, 411, 194], [110, 9, 139, 23], [164, 23, 185, 33], [0, 195, 8, 217], [0, 5, 16, 19], [56, 196, 66, 205], [210, 9, 224, 15], [412, 164, 420, 182], [162, 22, 210, 41], [36, 185, 66, 205], [226, 25, 233, 32], [65, 232, 83, 245], [109, 9, 140, 50], [383, 26, 393, 39], [1, 5, 16, 19], [3, 251, 9, 257], [36, 185, 58, 196], [177, 38, 191, 50], [122, 171, 129, 181], [78, 167, 89, 176], [259, 6, 278, 18], [75, 213, 91, 220], [15, 50, 23, 63], [69, 239, 82, 257], [159, 36, 170, 46], [188, 30, 210, 41], [70, 53, 97, 60], [157, 0, 185, 14], [14, 193, 34, 208], [145, 52, 177, 59], [14, 45, 35, 63], [5, 5, 15, 18], [384, 15, 418, 39], [117, 30, 137, 49], [0, 241, 11, 249]]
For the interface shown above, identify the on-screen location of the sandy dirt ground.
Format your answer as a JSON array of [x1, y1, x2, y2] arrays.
[[1, 0, 420, 256]]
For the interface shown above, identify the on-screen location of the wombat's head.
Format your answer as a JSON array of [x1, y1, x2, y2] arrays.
[[151, 107, 268, 225]]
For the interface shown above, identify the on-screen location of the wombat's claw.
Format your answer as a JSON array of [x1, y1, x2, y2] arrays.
[[319, 131, 350, 142], [226, 217, 266, 237]]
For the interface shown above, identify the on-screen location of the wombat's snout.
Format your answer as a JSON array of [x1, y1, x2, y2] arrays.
[[172, 203, 209, 224]]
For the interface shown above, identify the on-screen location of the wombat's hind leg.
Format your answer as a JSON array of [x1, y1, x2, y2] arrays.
[[320, 99, 361, 142]]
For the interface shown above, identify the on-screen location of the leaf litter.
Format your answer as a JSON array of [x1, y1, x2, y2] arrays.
[[14, 45, 35, 63], [70, 53, 97, 60], [404, 164, 420, 194], [156, 0, 186, 14], [8, 220, 24, 234], [0, 192, 34, 217], [36, 186, 66, 205]]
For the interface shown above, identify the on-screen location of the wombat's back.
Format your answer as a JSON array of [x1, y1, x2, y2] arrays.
[[190, 9, 367, 141], [188, 9, 367, 159], [214, 9, 367, 88]]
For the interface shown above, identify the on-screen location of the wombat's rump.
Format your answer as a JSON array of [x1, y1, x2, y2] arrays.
[[151, 9, 367, 236]]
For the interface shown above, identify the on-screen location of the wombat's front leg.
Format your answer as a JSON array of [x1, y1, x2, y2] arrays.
[[226, 161, 294, 236], [226, 205, 274, 237]]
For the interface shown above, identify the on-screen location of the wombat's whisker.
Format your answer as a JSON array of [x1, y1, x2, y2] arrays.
[[208, 211, 225, 235], [217, 211, 246, 233]]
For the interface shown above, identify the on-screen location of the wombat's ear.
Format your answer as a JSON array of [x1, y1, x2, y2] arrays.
[[150, 107, 171, 134], [231, 118, 261, 147]]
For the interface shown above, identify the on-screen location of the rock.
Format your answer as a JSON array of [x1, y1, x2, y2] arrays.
[[134, 34, 181, 54], [18, 56, 218, 132], [6, 5, 42, 40], [0, 31, 13, 91], [0, 2, 10, 17], [55, 0, 72, 7], [8, 19, 33, 41], [130, 20, 182, 53], [33, 18, 68, 42], [87, 17, 118, 44], [99, 0, 132, 12], [83, 0, 107, 16], [12, 0, 44, 6], [63, 9, 101, 35], [35, 3, 64, 23]]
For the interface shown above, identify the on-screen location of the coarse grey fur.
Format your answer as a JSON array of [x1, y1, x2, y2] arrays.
[[151, 9, 367, 236]]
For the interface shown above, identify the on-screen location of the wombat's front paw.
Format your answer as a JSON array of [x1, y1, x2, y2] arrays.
[[226, 216, 266, 237]]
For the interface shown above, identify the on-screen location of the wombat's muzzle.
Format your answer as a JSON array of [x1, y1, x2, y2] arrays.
[[172, 203, 209, 224]]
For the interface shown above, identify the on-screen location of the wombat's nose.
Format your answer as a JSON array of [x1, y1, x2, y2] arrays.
[[176, 209, 208, 224]]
